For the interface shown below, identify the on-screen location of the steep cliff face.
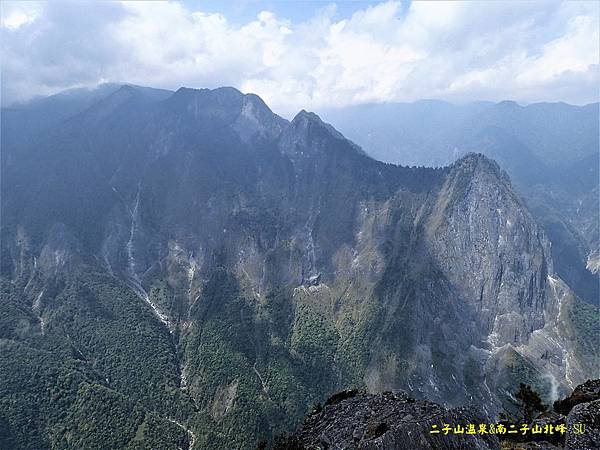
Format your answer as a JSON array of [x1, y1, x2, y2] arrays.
[[426, 155, 553, 344], [1, 86, 597, 449], [318, 101, 600, 308]]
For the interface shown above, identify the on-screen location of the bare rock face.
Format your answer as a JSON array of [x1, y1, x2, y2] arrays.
[[501, 442, 562, 449], [278, 381, 600, 450], [426, 153, 553, 346], [501, 380, 600, 450], [565, 399, 600, 450], [555, 379, 600, 415], [279, 390, 500, 450]]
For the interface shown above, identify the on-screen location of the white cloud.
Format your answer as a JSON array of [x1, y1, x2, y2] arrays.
[[2, 11, 35, 30], [0, 2, 42, 30], [1, 0, 598, 114]]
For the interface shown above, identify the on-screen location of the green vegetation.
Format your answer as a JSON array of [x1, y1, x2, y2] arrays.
[[566, 297, 600, 367], [1, 259, 377, 449], [491, 347, 554, 417], [0, 339, 189, 450], [0, 267, 193, 450], [290, 302, 338, 375], [514, 383, 547, 423]]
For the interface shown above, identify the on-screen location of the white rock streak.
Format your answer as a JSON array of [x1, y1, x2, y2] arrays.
[[167, 418, 197, 450], [123, 184, 170, 328]]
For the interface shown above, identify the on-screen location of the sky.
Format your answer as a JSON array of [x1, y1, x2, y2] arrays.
[[1, 0, 598, 115]]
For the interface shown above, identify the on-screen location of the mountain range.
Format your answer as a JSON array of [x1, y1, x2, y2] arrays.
[[1, 84, 598, 449], [318, 100, 600, 308]]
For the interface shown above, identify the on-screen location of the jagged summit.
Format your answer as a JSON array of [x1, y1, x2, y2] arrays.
[[451, 152, 511, 183], [292, 109, 320, 122], [454, 151, 499, 169], [170, 86, 271, 112], [282, 108, 366, 159], [165, 86, 287, 141], [168, 86, 246, 118], [173, 85, 243, 99], [292, 109, 343, 138], [280, 380, 600, 450], [277, 390, 499, 450]]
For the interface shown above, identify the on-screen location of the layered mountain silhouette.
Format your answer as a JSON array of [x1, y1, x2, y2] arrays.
[[1, 85, 598, 449], [318, 100, 600, 307]]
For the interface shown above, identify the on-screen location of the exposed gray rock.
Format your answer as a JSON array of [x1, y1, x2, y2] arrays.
[[555, 379, 600, 415], [305, 273, 321, 286], [527, 411, 568, 447], [565, 399, 600, 450], [284, 391, 500, 450], [503, 442, 562, 450]]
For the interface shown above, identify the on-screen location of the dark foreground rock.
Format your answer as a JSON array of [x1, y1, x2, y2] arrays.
[[500, 442, 562, 449], [565, 399, 600, 450], [274, 381, 600, 450], [527, 411, 568, 447], [554, 379, 600, 416], [274, 390, 500, 450], [497, 391, 600, 449]]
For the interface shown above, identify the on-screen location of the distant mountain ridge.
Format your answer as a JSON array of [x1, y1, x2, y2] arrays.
[[318, 100, 600, 307], [317, 99, 598, 167], [1, 85, 598, 449]]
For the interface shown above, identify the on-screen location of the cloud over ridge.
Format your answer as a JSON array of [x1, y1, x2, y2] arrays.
[[1, 0, 598, 114]]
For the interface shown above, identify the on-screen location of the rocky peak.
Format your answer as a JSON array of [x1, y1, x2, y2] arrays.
[[292, 109, 321, 124], [426, 150, 554, 347], [234, 93, 288, 142], [167, 86, 271, 120], [291, 109, 347, 140], [166, 87, 286, 142], [168, 86, 245, 121], [554, 379, 600, 415], [280, 109, 364, 162], [450, 152, 511, 184]]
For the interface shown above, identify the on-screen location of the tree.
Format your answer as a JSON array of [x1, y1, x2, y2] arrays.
[[515, 383, 547, 423]]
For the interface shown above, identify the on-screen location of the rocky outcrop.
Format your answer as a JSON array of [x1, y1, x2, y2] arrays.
[[501, 443, 562, 449], [554, 379, 600, 415], [278, 381, 600, 450], [565, 399, 600, 450], [501, 380, 600, 450], [427, 153, 553, 346], [276, 390, 500, 450]]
